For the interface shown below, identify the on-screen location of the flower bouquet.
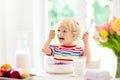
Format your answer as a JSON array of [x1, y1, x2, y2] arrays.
[[93, 16, 120, 78]]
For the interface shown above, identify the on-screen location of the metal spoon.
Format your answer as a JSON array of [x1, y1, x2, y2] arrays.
[[86, 19, 94, 32]]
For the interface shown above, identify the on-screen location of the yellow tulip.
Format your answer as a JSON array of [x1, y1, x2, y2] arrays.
[[100, 30, 109, 37], [113, 18, 120, 32]]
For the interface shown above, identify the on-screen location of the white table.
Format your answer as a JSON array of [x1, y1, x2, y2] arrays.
[[30, 68, 117, 80], [32, 72, 84, 80], [30, 68, 85, 80]]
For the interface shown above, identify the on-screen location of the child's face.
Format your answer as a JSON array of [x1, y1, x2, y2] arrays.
[[57, 27, 74, 46]]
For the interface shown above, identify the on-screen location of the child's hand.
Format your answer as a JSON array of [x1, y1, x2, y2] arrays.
[[49, 30, 55, 40], [82, 32, 89, 43]]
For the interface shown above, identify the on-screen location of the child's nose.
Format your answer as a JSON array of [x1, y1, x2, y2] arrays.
[[59, 32, 63, 35], [57, 32, 62, 37]]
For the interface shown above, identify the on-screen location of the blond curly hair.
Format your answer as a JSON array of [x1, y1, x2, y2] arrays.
[[58, 18, 80, 41]]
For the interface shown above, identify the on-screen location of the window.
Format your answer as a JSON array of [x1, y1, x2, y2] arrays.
[[47, 0, 78, 27]]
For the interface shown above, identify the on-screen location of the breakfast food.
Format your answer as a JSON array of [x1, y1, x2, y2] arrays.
[[17, 68, 30, 79], [0, 63, 30, 79], [1, 64, 13, 70], [0, 68, 6, 77], [10, 70, 21, 78]]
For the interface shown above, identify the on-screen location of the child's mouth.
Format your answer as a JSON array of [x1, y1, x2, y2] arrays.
[[59, 38, 64, 40]]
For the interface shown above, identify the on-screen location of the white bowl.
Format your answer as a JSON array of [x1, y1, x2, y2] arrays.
[[45, 63, 73, 74]]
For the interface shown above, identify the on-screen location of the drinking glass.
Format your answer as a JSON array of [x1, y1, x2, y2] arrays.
[[72, 57, 86, 77]]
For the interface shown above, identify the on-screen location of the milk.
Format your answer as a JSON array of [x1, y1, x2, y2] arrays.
[[16, 50, 31, 73], [73, 57, 86, 76], [16, 34, 31, 73]]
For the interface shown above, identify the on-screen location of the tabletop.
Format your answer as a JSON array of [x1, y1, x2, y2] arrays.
[[29, 68, 116, 80], [31, 72, 85, 80]]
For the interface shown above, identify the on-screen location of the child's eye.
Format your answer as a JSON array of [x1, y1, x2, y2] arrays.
[[63, 30, 66, 32], [58, 29, 60, 32]]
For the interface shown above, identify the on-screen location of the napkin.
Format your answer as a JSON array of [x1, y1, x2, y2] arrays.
[[84, 70, 112, 80]]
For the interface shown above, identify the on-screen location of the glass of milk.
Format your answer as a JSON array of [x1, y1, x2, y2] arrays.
[[72, 57, 86, 77]]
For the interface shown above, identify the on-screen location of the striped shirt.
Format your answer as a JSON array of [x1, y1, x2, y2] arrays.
[[49, 45, 84, 61]]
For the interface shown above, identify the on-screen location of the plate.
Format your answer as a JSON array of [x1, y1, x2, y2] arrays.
[[0, 74, 36, 80]]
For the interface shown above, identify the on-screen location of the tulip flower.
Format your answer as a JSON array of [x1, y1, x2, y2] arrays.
[[113, 18, 120, 32], [99, 29, 109, 37]]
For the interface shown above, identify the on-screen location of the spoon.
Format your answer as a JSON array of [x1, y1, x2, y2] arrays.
[[86, 19, 94, 32]]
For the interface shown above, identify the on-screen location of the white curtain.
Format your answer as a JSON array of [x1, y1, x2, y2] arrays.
[[112, 0, 120, 17], [0, 0, 45, 69]]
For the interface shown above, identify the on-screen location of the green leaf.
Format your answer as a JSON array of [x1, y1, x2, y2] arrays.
[[99, 34, 120, 56]]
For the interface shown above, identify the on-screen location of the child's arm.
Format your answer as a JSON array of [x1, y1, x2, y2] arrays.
[[41, 30, 55, 55], [82, 32, 91, 64]]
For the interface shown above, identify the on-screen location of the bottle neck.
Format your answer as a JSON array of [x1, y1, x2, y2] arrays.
[[17, 35, 29, 54]]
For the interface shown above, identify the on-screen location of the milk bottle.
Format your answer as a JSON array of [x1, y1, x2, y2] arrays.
[[16, 34, 31, 73]]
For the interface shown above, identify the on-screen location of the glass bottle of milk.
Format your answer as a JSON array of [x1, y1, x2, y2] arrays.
[[16, 34, 31, 73]]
